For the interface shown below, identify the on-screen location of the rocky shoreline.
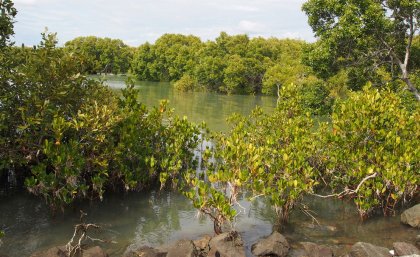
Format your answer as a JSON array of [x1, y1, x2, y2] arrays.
[[122, 230, 419, 257], [5, 204, 420, 257]]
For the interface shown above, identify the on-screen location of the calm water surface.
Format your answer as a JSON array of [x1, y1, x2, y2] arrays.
[[103, 75, 277, 131], [0, 76, 417, 256]]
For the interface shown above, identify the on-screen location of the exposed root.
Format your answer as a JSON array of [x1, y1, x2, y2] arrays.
[[65, 210, 116, 257], [310, 172, 378, 199]]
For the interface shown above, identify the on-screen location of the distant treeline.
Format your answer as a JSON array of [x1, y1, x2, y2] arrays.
[[62, 32, 420, 98], [42, 33, 331, 115], [61, 33, 315, 95]]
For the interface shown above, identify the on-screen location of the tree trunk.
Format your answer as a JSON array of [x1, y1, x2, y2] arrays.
[[213, 220, 223, 235], [403, 77, 420, 102]]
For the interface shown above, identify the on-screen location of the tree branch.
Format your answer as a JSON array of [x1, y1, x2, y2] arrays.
[[311, 172, 378, 199]]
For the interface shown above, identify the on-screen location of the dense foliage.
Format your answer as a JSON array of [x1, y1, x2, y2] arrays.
[[0, 3, 202, 209], [0, 0, 16, 48], [302, 0, 420, 100], [64, 36, 133, 74], [131, 33, 318, 95], [319, 86, 419, 218]]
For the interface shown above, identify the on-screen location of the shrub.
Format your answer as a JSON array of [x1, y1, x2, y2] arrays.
[[322, 85, 419, 218], [173, 74, 196, 92], [181, 84, 320, 233]]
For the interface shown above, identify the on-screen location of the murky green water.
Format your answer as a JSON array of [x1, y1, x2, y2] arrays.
[[0, 76, 417, 257], [102, 75, 277, 132]]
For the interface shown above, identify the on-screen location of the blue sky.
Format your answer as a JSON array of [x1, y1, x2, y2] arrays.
[[12, 0, 315, 46]]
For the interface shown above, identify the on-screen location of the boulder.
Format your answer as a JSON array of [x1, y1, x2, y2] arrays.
[[300, 242, 333, 257], [123, 246, 167, 257], [208, 232, 245, 257], [193, 235, 211, 251], [348, 242, 390, 257], [30, 246, 67, 257], [251, 231, 290, 257], [166, 239, 196, 257], [393, 242, 420, 256], [401, 205, 420, 228], [194, 235, 212, 256]]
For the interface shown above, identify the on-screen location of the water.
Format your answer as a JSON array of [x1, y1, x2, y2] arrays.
[[0, 191, 417, 257], [0, 76, 418, 256], [101, 75, 277, 132]]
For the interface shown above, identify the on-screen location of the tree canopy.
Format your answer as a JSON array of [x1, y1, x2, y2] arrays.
[[302, 0, 420, 100], [131, 32, 313, 95], [64, 36, 134, 74]]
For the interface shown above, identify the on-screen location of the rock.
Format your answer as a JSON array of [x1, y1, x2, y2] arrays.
[[397, 255, 420, 257], [348, 242, 390, 257], [208, 232, 245, 257], [194, 235, 212, 256], [251, 231, 290, 257], [30, 246, 67, 257], [401, 204, 420, 228], [393, 242, 420, 256], [194, 235, 211, 251], [286, 248, 307, 257], [123, 246, 167, 257], [416, 235, 420, 248], [82, 246, 108, 257], [166, 239, 196, 257], [300, 242, 333, 257]]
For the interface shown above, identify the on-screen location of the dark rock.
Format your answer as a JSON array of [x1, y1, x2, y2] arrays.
[[251, 231, 289, 257], [208, 232, 245, 257], [166, 239, 196, 257], [393, 242, 420, 256], [401, 204, 420, 228], [300, 242, 333, 257], [348, 242, 390, 257]]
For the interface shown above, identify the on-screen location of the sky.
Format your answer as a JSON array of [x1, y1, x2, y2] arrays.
[[12, 0, 315, 47]]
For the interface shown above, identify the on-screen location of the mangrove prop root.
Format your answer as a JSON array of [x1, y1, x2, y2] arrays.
[[65, 210, 110, 257]]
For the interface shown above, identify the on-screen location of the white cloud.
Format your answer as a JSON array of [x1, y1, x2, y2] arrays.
[[13, 0, 38, 4], [238, 20, 266, 33], [279, 31, 302, 40], [12, 0, 314, 46]]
